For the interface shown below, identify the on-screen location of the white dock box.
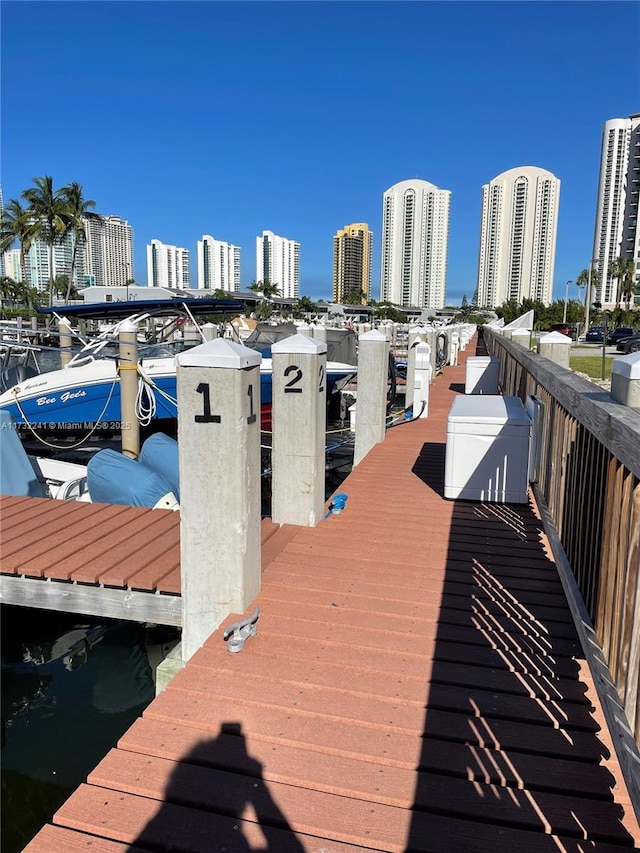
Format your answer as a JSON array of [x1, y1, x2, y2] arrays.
[[444, 395, 531, 503], [465, 355, 499, 394]]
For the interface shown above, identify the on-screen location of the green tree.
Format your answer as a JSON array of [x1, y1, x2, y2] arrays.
[[0, 199, 36, 285], [296, 295, 318, 317], [608, 256, 636, 309], [22, 176, 68, 307], [60, 182, 101, 302], [248, 279, 281, 301]]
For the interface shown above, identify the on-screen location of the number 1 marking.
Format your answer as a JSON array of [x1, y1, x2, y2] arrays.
[[195, 383, 221, 423]]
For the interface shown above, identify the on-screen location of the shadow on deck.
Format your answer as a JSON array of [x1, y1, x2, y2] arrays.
[[22, 339, 640, 852]]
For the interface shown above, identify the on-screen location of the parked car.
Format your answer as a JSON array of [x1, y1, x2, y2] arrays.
[[585, 326, 604, 343], [549, 323, 572, 337], [606, 326, 636, 346], [616, 333, 640, 354]]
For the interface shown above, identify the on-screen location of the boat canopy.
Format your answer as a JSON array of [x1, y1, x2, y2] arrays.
[[37, 297, 245, 320]]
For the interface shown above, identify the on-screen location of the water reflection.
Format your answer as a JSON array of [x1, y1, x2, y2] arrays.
[[0, 605, 177, 853]]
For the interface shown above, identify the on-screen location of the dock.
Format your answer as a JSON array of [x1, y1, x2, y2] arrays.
[[5, 340, 640, 851]]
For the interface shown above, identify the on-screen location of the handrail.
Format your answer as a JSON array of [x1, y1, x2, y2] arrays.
[[483, 327, 640, 816]]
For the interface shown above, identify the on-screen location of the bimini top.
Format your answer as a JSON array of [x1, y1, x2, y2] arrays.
[[37, 297, 245, 320]]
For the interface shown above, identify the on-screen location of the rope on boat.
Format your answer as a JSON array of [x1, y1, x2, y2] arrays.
[[9, 375, 119, 450]]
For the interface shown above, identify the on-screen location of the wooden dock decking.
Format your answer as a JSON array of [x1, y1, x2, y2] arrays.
[[12, 344, 640, 852]]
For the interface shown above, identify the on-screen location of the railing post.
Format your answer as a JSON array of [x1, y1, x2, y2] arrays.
[[118, 320, 140, 459], [176, 339, 262, 661], [271, 333, 327, 526], [353, 329, 389, 467]]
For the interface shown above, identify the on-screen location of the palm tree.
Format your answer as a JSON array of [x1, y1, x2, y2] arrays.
[[0, 199, 36, 285], [21, 176, 68, 307], [248, 279, 281, 301], [60, 182, 101, 302], [608, 256, 636, 309]]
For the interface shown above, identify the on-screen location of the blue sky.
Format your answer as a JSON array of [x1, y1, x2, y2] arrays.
[[2, 1, 638, 304]]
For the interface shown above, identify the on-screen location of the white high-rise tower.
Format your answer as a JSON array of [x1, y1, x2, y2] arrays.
[[592, 115, 640, 304], [380, 179, 450, 309], [84, 215, 133, 287], [147, 239, 190, 289], [476, 166, 560, 308], [197, 235, 241, 291], [256, 230, 300, 299]]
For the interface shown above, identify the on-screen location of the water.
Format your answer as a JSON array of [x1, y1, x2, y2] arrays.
[[1, 605, 179, 852]]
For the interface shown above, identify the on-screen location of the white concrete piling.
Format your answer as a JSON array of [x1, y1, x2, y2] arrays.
[[271, 333, 327, 526], [58, 317, 72, 368], [406, 327, 428, 410], [176, 339, 262, 661], [537, 331, 571, 369], [450, 330, 460, 366], [202, 322, 218, 341], [353, 329, 390, 468], [118, 320, 140, 459], [413, 341, 431, 418], [611, 353, 640, 408]]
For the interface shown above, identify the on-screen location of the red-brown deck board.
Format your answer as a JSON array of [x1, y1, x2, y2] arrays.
[[12, 339, 640, 851]]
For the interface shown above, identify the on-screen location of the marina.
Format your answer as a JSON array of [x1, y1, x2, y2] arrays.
[[1, 328, 639, 850]]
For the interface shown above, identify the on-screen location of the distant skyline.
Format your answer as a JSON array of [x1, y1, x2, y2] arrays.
[[2, 1, 639, 305]]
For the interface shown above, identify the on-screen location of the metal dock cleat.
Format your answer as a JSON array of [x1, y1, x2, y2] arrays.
[[223, 606, 260, 653]]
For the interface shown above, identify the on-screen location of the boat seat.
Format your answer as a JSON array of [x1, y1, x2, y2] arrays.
[[87, 449, 179, 510], [0, 410, 89, 500], [0, 410, 44, 497], [139, 433, 180, 501]]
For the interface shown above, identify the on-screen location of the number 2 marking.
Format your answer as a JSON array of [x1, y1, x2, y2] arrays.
[[284, 365, 303, 393]]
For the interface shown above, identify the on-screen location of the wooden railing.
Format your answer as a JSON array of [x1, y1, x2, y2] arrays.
[[483, 329, 640, 799]]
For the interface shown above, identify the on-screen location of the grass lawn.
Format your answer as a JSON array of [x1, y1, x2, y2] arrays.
[[570, 355, 613, 380]]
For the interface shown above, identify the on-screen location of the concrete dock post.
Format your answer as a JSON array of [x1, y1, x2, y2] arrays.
[[58, 317, 73, 367], [537, 331, 571, 369], [450, 331, 460, 366], [202, 322, 218, 341], [353, 329, 389, 468], [512, 329, 532, 349], [413, 341, 431, 418], [611, 353, 640, 408], [183, 321, 200, 347], [313, 325, 327, 344], [271, 333, 327, 526], [176, 339, 262, 661], [406, 327, 428, 410], [118, 320, 140, 459]]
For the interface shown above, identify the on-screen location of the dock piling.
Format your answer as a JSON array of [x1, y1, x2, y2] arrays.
[[176, 339, 262, 661]]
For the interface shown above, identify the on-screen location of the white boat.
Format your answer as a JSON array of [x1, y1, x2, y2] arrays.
[[0, 301, 358, 434]]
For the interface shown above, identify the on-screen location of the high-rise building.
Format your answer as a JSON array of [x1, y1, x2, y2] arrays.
[[147, 239, 190, 289], [84, 215, 133, 288], [592, 115, 640, 304], [4, 249, 22, 282], [256, 230, 300, 299], [196, 235, 241, 291], [380, 179, 450, 309], [333, 223, 373, 304], [23, 229, 79, 292], [476, 166, 560, 308]]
